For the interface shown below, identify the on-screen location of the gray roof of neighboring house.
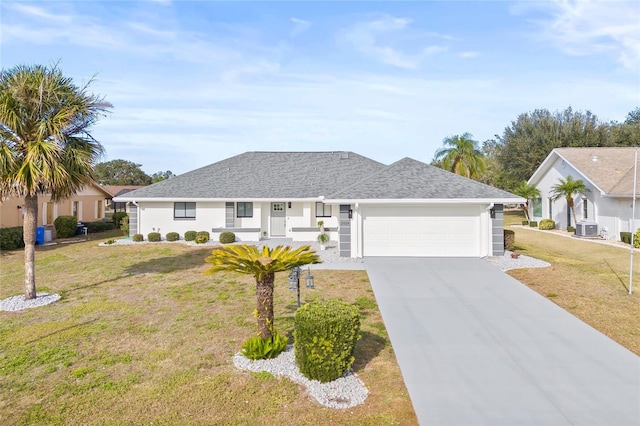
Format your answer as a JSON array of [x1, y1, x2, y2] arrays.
[[327, 157, 522, 200], [118, 152, 386, 200]]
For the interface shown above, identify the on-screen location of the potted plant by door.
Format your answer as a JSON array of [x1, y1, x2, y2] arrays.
[[317, 232, 329, 251]]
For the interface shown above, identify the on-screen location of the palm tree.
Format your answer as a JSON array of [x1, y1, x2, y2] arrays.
[[0, 64, 111, 300], [433, 133, 486, 179], [513, 181, 541, 222], [205, 244, 321, 340], [550, 176, 589, 228]]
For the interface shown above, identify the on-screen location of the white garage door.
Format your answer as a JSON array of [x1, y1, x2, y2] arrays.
[[363, 205, 482, 257]]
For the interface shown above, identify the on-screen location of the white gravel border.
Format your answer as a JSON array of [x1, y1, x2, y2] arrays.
[[0, 293, 61, 312], [485, 250, 551, 271], [233, 346, 368, 409]]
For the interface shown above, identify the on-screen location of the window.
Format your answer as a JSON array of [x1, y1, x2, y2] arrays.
[[315, 202, 331, 217], [583, 198, 588, 219], [237, 202, 253, 218], [532, 198, 542, 218], [72, 201, 80, 219], [174, 202, 196, 219]]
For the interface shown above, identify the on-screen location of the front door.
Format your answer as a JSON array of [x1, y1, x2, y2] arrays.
[[271, 203, 286, 236]]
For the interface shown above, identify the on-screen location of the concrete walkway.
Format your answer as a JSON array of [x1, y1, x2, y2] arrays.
[[365, 257, 640, 426]]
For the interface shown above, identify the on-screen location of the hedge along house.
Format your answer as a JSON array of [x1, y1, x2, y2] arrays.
[[0, 182, 111, 229], [527, 147, 640, 240], [114, 152, 523, 258]]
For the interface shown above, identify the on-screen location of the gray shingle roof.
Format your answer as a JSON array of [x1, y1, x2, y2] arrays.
[[119, 152, 385, 199], [327, 157, 522, 200]]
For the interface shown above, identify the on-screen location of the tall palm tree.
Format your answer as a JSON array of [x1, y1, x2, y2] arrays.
[[550, 176, 589, 228], [433, 133, 486, 179], [513, 181, 541, 221], [0, 64, 111, 300], [205, 244, 321, 340]]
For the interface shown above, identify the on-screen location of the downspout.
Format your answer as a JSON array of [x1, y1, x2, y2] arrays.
[[486, 203, 495, 257]]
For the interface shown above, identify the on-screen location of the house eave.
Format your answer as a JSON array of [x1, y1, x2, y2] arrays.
[[324, 198, 526, 205], [112, 197, 324, 203]]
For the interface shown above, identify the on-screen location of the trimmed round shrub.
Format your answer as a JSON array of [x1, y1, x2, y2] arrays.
[[634, 229, 640, 248], [539, 219, 555, 230], [132, 233, 144, 242], [620, 232, 632, 244], [529, 221, 538, 228], [195, 231, 210, 244], [0, 227, 24, 250], [148, 232, 161, 242], [294, 299, 360, 383], [166, 232, 180, 242], [54, 215, 78, 238], [567, 225, 576, 233], [219, 231, 235, 244], [112, 212, 128, 228], [504, 229, 515, 251], [184, 230, 197, 241]]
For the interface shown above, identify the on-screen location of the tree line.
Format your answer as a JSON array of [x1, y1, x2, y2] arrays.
[[94, 159, 174, 185]]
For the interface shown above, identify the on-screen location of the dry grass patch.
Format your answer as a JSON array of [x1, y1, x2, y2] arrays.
[[504, 211, 640, 355], [0, 235, 416, 425]]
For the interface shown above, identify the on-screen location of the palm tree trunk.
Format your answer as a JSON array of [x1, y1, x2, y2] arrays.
[[255, 272, 275, 340], [522, 201, 530, 221], [23, 194, 38, 300], [568, 197, 577, 227]]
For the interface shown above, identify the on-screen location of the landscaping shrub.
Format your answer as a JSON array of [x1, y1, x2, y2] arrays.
[[112, 212, 128, 228], [132, 233, 144, 242], [504, 229, 515, 251], [166, 232, 180, 242], [621, 232, 632, 244], [634, 229, 640, 248], [241, 331, 288, 360], [294, 299, 360, 383], [54, 215, 78, 238], [0, 227, 24, 251], [539, 219, 555, 230], [521, 220, 529, 226], [219, 231, 235, 244], [567, 226, 576, 233], [195, 231, 210, 244], [85, 221, 115, 233], [148, 232, 161, 242], [529, 221, 538, 228], [184, 230, 197, 241], [120, 216, 129, 236]]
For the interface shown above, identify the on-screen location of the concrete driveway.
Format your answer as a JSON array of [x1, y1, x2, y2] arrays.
[[364, 257, 640, 426]]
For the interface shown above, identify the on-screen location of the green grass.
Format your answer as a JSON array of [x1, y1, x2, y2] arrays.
[[0, 236, 417, 425]]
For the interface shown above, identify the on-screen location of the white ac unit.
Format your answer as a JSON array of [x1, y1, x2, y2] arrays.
[[575, 222, 598, 237]]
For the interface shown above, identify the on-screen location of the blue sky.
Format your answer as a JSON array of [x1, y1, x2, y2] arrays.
[[2, 0, 639, 175]]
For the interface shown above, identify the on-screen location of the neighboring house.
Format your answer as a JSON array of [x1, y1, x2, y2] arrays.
[[0, 182, 111, 228], [102, 185, 146, 215], [528, 147, 640, 240], [114, 151, 523, 258]]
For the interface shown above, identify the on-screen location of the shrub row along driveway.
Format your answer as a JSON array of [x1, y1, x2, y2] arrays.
[[365, 257, 640, 426]]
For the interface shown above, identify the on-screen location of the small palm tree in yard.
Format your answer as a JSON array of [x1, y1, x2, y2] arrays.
[[0, 64, 111, 300], [433, 133, 486, 179], [513, 181, 541, 222], [550, 175, 589, 228], [205, 244, 321, 340]]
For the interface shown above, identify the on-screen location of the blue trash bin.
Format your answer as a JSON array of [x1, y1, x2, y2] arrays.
[[36, 226, 45, 245]]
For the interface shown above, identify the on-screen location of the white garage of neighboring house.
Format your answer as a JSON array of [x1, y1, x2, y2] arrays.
[[114, 152, 523, 258]]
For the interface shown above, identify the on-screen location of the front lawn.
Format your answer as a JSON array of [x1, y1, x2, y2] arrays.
[[504, 211, 640, 355], [0, 238, 417, 425]]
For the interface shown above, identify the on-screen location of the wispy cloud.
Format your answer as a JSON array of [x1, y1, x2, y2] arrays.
[[339, 14, 450, 69], [290, 17, 311, 37], [458, 51, 479, 59], [516, 0, 640, 70]]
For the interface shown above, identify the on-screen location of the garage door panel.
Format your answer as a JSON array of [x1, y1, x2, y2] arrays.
[[363, 205, 481, 257]]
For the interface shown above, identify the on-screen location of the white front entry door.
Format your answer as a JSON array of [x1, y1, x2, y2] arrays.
[[271, 202, 286, 236]]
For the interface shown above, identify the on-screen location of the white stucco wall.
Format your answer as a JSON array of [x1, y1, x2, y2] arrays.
[[136, 201, 226, 237]]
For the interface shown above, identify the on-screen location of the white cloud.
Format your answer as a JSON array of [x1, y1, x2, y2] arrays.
[[517, 0, 640, 71], [290, 17, 311, 36], [340, 14, 450, 69], [458, 51, 480, 59]]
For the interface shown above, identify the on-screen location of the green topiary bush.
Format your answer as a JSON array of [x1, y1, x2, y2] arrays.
[[621, 232, 632, 244], [148, 232, 161, 242], [539, 219, 555, 230], [54, 215, 78, 238], [567, 225, 576, 233], [85, 221, 115, 233], [241, 330, 288, 360], [504, 229, 515, 251], [112, 212, 128, 228], [195, 231, 210, 244], [166, 232, 180, 242], [184, 230, 197, 242], [219, 231, 235, 244], [132, 233, 144, 242], [120, 216, 129, 236], [294, 299, 360, 383], [529, 221, 538, 228], [0, 227, 24, 251], [522, 220, 529, 226], [634, 229, 640, 248]]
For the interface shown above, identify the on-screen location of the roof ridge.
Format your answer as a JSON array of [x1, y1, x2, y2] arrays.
[[326, 157, 412, 198]]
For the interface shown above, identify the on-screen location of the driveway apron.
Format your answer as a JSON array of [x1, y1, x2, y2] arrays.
[[364, 257, 640, 426]]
